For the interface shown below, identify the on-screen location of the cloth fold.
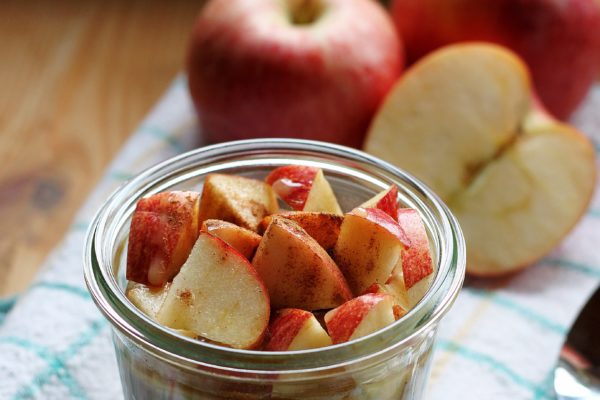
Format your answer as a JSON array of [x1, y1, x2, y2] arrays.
[[1, 75, 598, 400]]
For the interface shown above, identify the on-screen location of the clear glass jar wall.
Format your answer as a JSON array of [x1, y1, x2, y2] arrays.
[[84, 139, 466, 400]]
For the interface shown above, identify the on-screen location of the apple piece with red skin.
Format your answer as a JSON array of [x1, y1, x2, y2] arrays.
[[126, 191, 200, 286], [397, 208, 434, 289], [259, 211, 343, 250], [156, 232, 270, 350], [365, 44, 596, 276], [201, 219, 262, 260], [264, 309, 332, 351], [252, 216, 352, 310], [390, 0, 600, 119], [266, 166, 342, 214], [359, 184, 399, 221], [198, 173, 279, 232], [187, 0, 403, 148], [333, 207, 410, 295], [324, 293, 404, 344]]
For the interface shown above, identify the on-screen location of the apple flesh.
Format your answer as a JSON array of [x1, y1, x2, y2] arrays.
[[201, 219, 262, 260], [266, 166, 342, 214], [324, 293, 402, 344], [264, 308, 332, 351], [187, 0, 403, 148], [156, 232, 270, 349], [333, 207, 410, 295], [359, 184, 399, 221], [126, 191, 200, 286], [252, 216, 352, 310], [365, 44, 597, 275], [126, 282, 170, 320], [259, 211, 343, 251], [198, 173, 279, 232], [390, 0, 600, 119]]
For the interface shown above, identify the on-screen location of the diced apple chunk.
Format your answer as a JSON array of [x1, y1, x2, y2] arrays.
[[252, 217, 352, 310], [259, 211, 343, 250], [126, 282, 170, 320], [126, 191, 200, 286], [198, 173, 279, 232], [264, 309, 332, 351], [325, 293, 401, 344], [156, 232, 270, 349], [201, 219, 261, 259], [333, 208, 410, 295], [359, 184, 399, 221], [266, 165, 342, 214]]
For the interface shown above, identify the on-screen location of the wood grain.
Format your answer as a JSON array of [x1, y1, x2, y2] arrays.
[[0, 0, 204, 296]]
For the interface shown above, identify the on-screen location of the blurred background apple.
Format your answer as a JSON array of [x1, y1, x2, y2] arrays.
[[187, 0, 403, 148], [390, 0, 600, 120]]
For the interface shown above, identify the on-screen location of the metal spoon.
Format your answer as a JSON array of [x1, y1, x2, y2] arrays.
[[554, 285, 600, 399]]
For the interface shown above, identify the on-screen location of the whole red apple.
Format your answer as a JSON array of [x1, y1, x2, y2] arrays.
[[187, 0, 403, 148], [390, 0, 600, 120]]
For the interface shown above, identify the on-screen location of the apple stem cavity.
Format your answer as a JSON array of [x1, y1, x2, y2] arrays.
[[288, 0, 325, 25]]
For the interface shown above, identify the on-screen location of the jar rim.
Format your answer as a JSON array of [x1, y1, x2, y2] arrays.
[[83, 138, 465, 374]]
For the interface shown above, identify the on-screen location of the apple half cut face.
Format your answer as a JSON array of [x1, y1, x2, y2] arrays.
[[156, 232, 270, 349], [198, 173, 279, 232], [264, 308, 332, 351], [126, 191, 200, 286], [252, 216, 352, 310], [266, 165, 343, 214], [365, 43, 596, 276]]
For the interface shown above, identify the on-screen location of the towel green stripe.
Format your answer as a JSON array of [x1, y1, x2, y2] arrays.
[[467, 289, 566, 335], [438, 340, 548, 397], [588, 208, 600, 218], [107, 170, 135, 182], [544, 258, 600, 279]]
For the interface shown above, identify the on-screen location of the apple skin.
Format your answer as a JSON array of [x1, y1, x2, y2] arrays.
[[359, 184, 399, 221], [265, 166, 318, 211], [187, 0, 403, 148], [390, 0, 600, 119], [264, 308, 332, 351]]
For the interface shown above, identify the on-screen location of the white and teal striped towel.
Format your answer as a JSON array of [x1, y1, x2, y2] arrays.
[[1, 76, 598, 399]]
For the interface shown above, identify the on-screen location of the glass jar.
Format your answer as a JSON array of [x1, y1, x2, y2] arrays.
[[84, 139, 465, 399]]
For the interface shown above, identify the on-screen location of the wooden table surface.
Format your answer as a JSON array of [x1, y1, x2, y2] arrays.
[[0, 0, 205, 297]]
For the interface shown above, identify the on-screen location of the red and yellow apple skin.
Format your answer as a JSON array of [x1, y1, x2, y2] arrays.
[[324, 293, 403, 344], [265, 166, 318, 211], [264, 309, 332, 351], [187, 0, 403, 148], [397, 208, 433, 289], [360, 185, 400, 221], [126, 191, 200, 286], [390, 0, 600, 119]]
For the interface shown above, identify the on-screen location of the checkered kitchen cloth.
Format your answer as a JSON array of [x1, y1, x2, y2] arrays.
[[1, 75, 599, 399]]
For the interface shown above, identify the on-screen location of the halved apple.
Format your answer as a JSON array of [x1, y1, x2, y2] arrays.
[[265, 165, 343, 214], [126, 191, 200, 286], [360, 184, 400, 221], [252, 217, 352, 310], [201, 219, 261, 260], [333, 207, 410, 295], [198, 173, 279, 232], [156, 232, 270, 349], [365, 43, 596, 275], [324, 293, 402, 344], [259, 211, 343, 250], [264, 308, 332, 351]]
